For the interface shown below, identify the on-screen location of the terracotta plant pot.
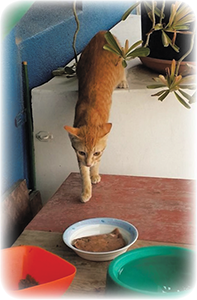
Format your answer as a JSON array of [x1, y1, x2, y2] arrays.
[[139, 57, 196, 75]]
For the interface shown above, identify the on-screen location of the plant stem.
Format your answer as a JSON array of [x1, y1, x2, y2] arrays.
[[144, 1, 157, 48], [72, 1, 80, 65], [152, 1, 156, 28], [144, 32, 151, 47], [159, 1, 165, 24], [175, 26, 196, 75]]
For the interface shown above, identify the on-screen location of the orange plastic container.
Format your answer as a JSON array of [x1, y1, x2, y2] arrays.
[[1, 245, 76, 298]]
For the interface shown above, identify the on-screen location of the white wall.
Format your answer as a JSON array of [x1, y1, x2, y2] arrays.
[[32, 15, 197, 204]]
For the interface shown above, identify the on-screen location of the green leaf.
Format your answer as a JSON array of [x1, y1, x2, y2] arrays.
[[189, 91, 196, 104], [151, 89, 169, 97], [152, 77, 164, 83], [162, 30, 179, 52], [144, 2, 164, 19], [174, 91, 191, 108], [175, 0, 183, 11], [52, 68, 65, 76], [168, 3, 177, 27], [175, 14, 195, 27], [179, 84, 196, 90], [166, 75, 172, 88], [154, 23, 163, 31], [178, 89, 196, 104], [126, 47, 150, 58], [169, 75, 183, 91], [126, 40, 143, 55], [174, 3, 188, 22], [161, 30, 169, 47], [103, 44, 122, 56], [104, 32, 122, 55], [173, 3, 189, 23], [171, 25, 190, 31], [64, 66, 76, 75], [170, 40, 180, 53], [170, 59, 176, 81], [147, 84, 166, 89], [122, 2, 141, 20], [122, 60, 127, 68], [143, 2, 153, 22], [158, 90, 170, 101], [165, 27, 189, 32]]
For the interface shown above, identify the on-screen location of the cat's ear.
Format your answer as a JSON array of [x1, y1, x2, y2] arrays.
[[64, 125, 81, 138], [101, 123, 112, 137]]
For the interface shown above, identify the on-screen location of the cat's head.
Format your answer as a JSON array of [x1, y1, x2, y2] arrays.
[[64, 123, 112, 167]]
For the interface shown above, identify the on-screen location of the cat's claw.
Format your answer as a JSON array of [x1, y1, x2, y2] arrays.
[[91, 174, 101, 184]]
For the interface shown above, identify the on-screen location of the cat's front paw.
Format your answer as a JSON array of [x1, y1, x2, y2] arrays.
[[91, 174, 101, 184], [81, 187, 92, 203]]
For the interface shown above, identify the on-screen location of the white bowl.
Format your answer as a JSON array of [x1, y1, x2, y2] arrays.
[[62, 218, 138, 261]]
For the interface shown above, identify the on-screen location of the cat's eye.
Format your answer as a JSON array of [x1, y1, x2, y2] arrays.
[[78, 151, 86, 156], [93, 152, 100, 156]]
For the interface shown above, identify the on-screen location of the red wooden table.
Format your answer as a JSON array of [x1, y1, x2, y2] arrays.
[[26, 173, 195, 244]]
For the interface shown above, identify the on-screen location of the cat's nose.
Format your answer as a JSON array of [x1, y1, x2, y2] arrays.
[[86, 156, 92, 167], [86, 164, 91, 167]]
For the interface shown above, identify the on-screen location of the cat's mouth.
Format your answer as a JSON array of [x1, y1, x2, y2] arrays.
[[86, 163, 94, 168]]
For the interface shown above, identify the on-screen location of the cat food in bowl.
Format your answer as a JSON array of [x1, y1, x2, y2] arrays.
[[62, 218, 138, 261], [1, 245, 76, 297], [106, 246, 194, 297]]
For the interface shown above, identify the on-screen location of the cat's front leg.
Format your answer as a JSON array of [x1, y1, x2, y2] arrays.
[[90, 161, 101, 184], [79, 162, 92, 203]]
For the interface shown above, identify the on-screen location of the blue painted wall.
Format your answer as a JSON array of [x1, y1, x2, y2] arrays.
[[2, 29, 28, 193], [2, 1, 135, 195]]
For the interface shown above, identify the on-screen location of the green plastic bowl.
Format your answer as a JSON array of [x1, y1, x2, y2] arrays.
[[106, 246, 194, 297]]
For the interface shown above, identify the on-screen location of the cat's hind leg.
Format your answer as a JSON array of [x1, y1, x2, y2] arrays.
[[117, 69, 128, 89]]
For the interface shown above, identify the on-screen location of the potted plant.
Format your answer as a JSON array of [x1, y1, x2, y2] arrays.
[[140, 1, 196, 74], [103, 1, 196, 108]]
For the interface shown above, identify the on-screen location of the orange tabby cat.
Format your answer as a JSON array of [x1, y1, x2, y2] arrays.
[[64, 31, 127, 202]]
